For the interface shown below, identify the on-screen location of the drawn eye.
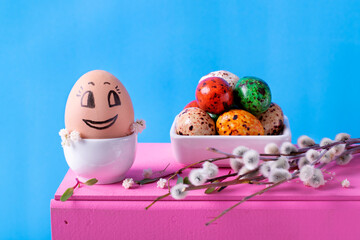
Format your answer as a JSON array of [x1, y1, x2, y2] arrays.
[[108, 90, 121, 107], [81, 91, 95, 108]]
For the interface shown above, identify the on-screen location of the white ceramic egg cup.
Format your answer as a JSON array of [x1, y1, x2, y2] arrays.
[[170, 116, 291, 167], [63, 133, 137, 184]]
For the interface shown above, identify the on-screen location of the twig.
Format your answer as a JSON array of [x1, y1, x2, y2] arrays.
[[145, 193, 170, 210], [208, 147, 278, 160], [136, 163, 172, 185], [166, 156, 230, 191], [146, 137, 360, 224], [209, 172, 237, 182], [187, 177, 255, 191], [205, 179, 287, 226], [206, 144, 360, 225]]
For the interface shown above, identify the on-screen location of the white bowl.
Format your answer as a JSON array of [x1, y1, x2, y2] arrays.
[[170, 116, 291, 167], [63, 133, 137, 184]]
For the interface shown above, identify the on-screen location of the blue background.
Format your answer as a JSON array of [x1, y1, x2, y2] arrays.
[[1, 0, 360, 239]]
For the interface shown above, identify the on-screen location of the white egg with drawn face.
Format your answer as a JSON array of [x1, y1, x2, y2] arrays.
[[62, 70, 137, 184], [65, 70, 134, 139]]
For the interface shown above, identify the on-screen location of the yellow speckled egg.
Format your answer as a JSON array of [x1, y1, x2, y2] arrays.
[[216, 109, 265, 135]]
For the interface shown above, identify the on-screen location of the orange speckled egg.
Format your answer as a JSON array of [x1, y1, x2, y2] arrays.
[[65, 70, 134, 139], [216, 109, 264, 135]]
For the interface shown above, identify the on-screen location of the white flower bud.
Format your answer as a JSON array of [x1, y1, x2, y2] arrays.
[[131, 119, 146, 134], [260, 162, 272, 177], [264, 143, 280, 154], [202, 161, 219, 178], [243, 150, 260, 170], [307, 169, 325, 188], [268, 168, 291, 183], [297, 135, 315, 148], [156, 178, 167, 188], [231, 146, 249, 163], [299, 165, 315, 182], [232, 146, 249, 157], [319, 150, 335, 164], [188, 169, 207, 186], [59, 128, 71, 147], [230, 158, 243, 172], [122, 178, 135, 189], [336, 153, 353, 165], [298, 157, 310, 169], [70, 130, 81, 142], [238, 166, 258, 178], [59, 128, 69, 140], [341, 179, 350, 188], [280, 142, 298, 155], [335, 133, 350, 142], [305, 149, 320, 163], [272, 156, 290, 170], [330, 144, 346, 156], [142, 168, 153, 178], [320, 138, 333, 147], [170, 183, 189, 200]]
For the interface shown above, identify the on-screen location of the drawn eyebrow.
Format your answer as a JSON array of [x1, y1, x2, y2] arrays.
[[77, 86, 83, 97], [104, 82, 111, 85], [88, 82, 95, 86], [115, 85, 121, 94]]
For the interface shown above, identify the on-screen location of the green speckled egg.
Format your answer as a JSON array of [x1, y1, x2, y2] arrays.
[[234, 76, 271, 115]]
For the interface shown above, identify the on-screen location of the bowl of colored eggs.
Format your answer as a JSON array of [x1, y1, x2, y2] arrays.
[[170, 70, 291, 166]]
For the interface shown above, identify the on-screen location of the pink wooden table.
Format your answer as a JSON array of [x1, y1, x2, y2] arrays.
[[51, 143, 360, 240]]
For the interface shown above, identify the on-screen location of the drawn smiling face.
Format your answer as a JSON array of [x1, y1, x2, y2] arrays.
[[65, 70, 134, 139], [80, 81, 121, 130]]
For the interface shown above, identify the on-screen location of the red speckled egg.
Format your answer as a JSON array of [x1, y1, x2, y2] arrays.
[[184, 100, 199, 109], [195, 77, 233, 114], [216, 109, 264, 135]]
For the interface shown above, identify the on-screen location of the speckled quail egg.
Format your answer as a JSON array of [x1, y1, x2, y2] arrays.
[[176, 107, 216, 135], [199, 70, 240, 90], [257, 102, 284, 135], [234, 76, 271, 116], [216, 109, 264, 135], [195, 77, 233, 114]]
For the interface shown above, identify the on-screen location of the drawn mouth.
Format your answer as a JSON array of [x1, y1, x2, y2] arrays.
[[83, 114, 118, 130]]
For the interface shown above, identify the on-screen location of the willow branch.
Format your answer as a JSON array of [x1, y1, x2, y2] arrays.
[[205, 179, 287, 226]]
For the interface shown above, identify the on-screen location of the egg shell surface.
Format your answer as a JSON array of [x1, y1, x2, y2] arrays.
[[207, 112, 219, 122], [176, 107, 216, 135], [195, 77, 233, 114], [65, 70, 134, 139], [216, 109, 265, 135], [199, 70, 240, 90], [184, 100, 199, 109], [234, 76, 271, 116], [257, 102, 284, 135]]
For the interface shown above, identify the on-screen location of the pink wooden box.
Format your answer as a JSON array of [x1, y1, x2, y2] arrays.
[[51, 143, 360, 240]]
